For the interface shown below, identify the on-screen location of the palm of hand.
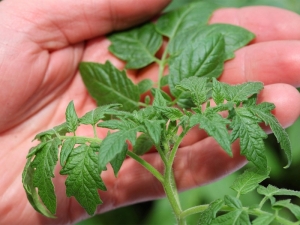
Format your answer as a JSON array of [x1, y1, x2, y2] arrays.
[[1, 1, 300, 225]]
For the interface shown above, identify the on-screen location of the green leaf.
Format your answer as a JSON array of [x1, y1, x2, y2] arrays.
[[155, 2, 218, 38], [272, 200, 300, 220], [65, 101, 79, 133], [160, 75, 169, 87], [252, 214, 275, 225], [26, 142, 47, 158], [211, 210, 250, 225], [231, 167, 270, 195], [154, 106, 184, 121], [138, 79, 154, 94], [133, 134, 153, 155], [22, 157, 56, 218], [176, 77, 209, 106], [110, 144, 127, 177], [79, 61, 140, 112], [34, 122, 69, 141], [230, 107, 268, 172], [144, 120, 163, 145], [190, 113, 232, 156], [248, 102, 292, 168], [30, 138, 61, 215], [224, 195, 242, 209], [108, 23, 162, 69], [198, 199, 223, 225], [257, 184, 300, 198], [60, 137, 76, 166], [169, 24, 254, 59], [98, 127, 141, 171], [169, 34, 225, 98], [152, 88, 167, 107], [60, 144, 106, 216], [79, 104, 120, 125]]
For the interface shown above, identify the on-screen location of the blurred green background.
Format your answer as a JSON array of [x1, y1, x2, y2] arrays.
[[77, 0, 300, 224]]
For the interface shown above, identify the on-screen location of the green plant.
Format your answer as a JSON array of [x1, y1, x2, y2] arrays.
[[22, 2, 300, 224]]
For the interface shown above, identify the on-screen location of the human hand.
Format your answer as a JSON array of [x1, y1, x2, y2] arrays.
[[1, 1, 300, 225]]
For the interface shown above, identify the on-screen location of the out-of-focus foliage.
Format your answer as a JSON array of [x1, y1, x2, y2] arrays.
[[77, 0, 300, 224]]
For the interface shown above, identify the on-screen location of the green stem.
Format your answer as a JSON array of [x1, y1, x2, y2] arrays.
[[157, 41, 170, 89], [127, 151, 164, 183]]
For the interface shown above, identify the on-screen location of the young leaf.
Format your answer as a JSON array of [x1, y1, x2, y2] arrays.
[[211, 210, 250, 225], [155, 2, 218, 38], [154, 106, 184, 121], [79, 104, 121, 126], [30, 138, 61, 215], [197, 199, 223, 225], [108, 23, 162, 69], [22, 157, 56, 218], [169, 24, 255, 59], [144, 120, 163, 145], [79, 61, 140, 112], [257, 184, 300, 198], [252, 214, 275, 225], [110, 144, 128, 176], [152, 88, 167, 107], [34, 122, 69, 142], [190, 113, 232, 156], [66, 101, 79, 133], [133, 134, 153, 155], [169, 34, 225, 98], [60, 137, 76, 166], [224, 195, 243, 209], [137, 79, 154, 94], [230, 108, 268, 172], [60, 144, 106, 216], [248, 102, 292, 168], [231, 167, 270, 195], [272, 199, 300, 220]]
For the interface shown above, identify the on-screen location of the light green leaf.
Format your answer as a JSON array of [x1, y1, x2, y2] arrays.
[[22, 157, 56, 218], [155, 2, 218, 38], [30, 138, 61, 215], [79, 104, 120, 125], [169, 34, 225, 98], [212, 78, 226, 105], [230, 108, 268, 172], [34, 122, 69, 142], [190, 113, 232, 156], [224, 195, 242, 209], [248, 102, 292, 168], [176, 77, 208, 106], [272, 200, 300, 220], [144, 120, 163, 145], [257, 184, 300, 198], [211, 210, 250, 225], [169, 24, 254, 59], [152, 88, 167, 107], [198, 199, 223, 225], [60, 137, 76, 166], [79, 61, 140, 112], [231, 167, 270, 195], [60, 144, 106, 216], [66, 101, 78, 133], [138, 79, 154, 94], [252, 214, 275, 225], [154, 106, 184, 121], [133, 134, 153, 155], [108, 23, 162, 69]]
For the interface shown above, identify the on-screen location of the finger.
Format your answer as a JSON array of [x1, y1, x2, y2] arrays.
[[210, 6, 300, 43], [0, 0, 170, 49], [219, 41, 300, 86]]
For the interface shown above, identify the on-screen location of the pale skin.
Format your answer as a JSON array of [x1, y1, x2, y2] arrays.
[[1, 0, 300, 224]]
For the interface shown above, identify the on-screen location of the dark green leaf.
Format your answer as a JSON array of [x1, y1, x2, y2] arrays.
[[138, 79, 154, 94], [79, 104, 120, 125], [230, 108, 268, 172], [66, 101, 78, 133], [155, 2, 218, 38], [22, 157, 56, 218], [154, 106, 184, 121], [108, 23, 162, 69], [198, 199, 223, 225], [144, 120, 163, 145], [133, 134, 153, 155], [30, 138, 61, 215], [110, 144, 127, 177], [169, 35, 225, 98], [152, 88, 167, 107], [60, 144, 106, 216], [252, 214, 275, 225], [170, 24, 254, 59], [26, 142, 47, 158], [60, 137, 76, 166], [34, 123, 69, 141], [79, 61, 140, 112], [231, 167, 270, 195], [248, 102, 292, 168], [190, 113, 232, 156]]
